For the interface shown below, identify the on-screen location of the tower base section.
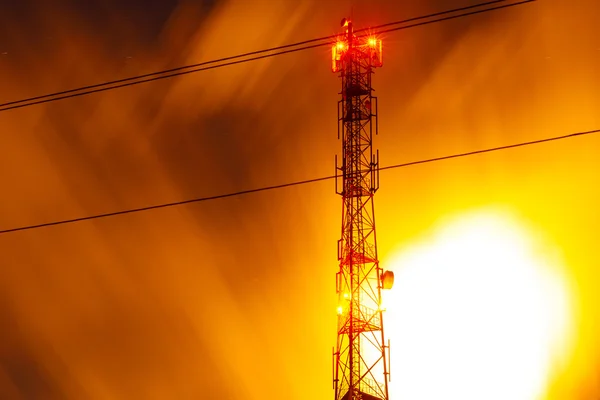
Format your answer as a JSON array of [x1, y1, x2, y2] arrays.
[[341, 390, 382, 400]]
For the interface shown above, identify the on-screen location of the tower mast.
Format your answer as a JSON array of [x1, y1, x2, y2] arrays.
[[331, 19, 393, 400]]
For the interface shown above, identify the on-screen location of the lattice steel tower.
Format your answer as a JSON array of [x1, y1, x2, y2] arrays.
[[331, 19, 394, 400]]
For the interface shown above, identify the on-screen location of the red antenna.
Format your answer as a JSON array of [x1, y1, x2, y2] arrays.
[[331, 19, 393, 400]]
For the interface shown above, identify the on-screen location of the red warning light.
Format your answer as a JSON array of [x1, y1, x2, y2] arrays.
[[367, 37, 383, 67], [332, 40, 348, 72]]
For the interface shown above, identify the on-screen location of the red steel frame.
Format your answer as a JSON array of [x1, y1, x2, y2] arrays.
[[332, 20, 390, 400]]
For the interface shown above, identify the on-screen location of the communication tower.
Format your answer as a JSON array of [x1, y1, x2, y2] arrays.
[[331, 19, 394, 400]]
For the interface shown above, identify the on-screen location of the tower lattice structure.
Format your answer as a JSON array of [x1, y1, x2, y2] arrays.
[[331, 19, 392, 400]]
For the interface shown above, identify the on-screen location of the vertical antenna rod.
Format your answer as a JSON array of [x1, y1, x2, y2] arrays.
[[331, 18, 394, 400]]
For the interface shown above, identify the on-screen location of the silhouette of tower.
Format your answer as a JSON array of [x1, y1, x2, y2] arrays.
[[331, 18, 394, 400]]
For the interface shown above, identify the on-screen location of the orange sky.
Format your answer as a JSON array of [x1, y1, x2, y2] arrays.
[[0, 0, 598, 399]]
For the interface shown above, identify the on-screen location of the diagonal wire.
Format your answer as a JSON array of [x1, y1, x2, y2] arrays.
[[0, 39, 335, 109], [0, 0, 533, 113], [0, 128, 597, 235], [363, 0, 534, 37], [353, 0, 509, 33], [0, 42, 329, 112]]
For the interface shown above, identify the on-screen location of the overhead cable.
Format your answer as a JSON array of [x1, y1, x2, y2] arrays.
[[0, 127, 595, 235], [0, 0, 534, 113]]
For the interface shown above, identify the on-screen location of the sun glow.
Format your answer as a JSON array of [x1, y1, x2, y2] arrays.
[[382, 208, 573, 400]]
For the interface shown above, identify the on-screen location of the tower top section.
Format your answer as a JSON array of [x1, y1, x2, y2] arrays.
[[331, 19, 383, 73]]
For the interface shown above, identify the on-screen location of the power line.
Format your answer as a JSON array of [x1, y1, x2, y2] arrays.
[[0, 0, 533, 113], [1, 128, 596, 236], [0, 42, 329, 112], [363, 0, 534, 37], [380, 128, 598, 170], [0, 41, 334, 110], [354, 0, 508, 33]]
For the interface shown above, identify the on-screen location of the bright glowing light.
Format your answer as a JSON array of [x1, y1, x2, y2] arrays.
[[383, 208, 573, 400], [336, 41, 346, 51], [368, 37, 377, 47], [337, 305, 344, 315]]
